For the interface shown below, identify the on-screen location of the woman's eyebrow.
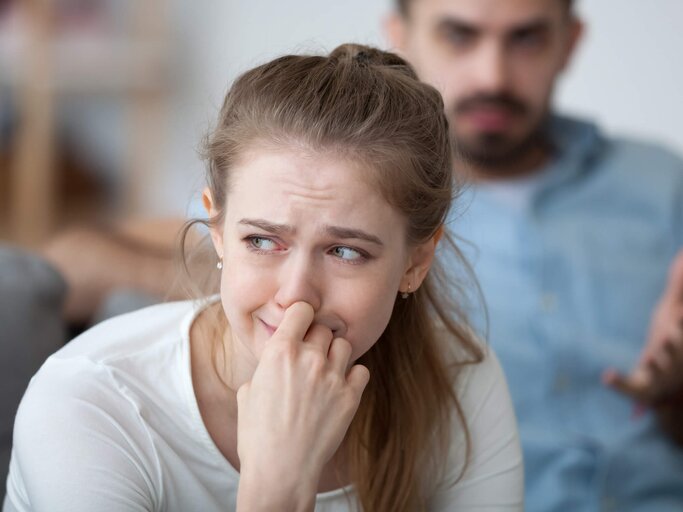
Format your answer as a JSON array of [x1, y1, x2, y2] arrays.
[[324, 225, 383, 246], [238, 219, 383, 246], [238, 218, 293, 235]]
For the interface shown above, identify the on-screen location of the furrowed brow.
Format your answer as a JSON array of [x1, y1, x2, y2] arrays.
[[238, 218, 295, 235], [324, 225, 383, 246]]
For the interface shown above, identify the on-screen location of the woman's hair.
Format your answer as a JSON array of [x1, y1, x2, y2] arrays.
[[181, 44, 483, 511]]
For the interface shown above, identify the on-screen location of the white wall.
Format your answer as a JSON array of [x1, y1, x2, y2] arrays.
[[557, 0, 683, 152], [157, 0, 392, 216], [156, 0, 683, 215]]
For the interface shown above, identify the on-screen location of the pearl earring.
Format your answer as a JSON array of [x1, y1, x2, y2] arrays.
[[401, 283, 411, 299], [216, 258, 223, 270]]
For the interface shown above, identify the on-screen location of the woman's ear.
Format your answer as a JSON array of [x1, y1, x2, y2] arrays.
[[202, 187, 223, 258], [399, 237, 437, 294]]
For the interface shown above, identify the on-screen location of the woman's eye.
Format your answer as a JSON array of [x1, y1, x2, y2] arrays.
[[248, 236, 279, 251], [331, 246, 363, 262]]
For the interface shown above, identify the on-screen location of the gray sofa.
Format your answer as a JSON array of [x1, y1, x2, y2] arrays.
[[0, 246, 68, 497]]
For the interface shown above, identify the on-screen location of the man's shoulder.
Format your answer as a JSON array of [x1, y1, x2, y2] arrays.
[[593, 134, 683, 203], [558, 115, 683, 193], [556, 114, 682, 172], [604, 134, 683, 173]]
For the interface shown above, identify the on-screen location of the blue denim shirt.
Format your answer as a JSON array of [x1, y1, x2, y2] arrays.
[[448, 115, 683, 511]]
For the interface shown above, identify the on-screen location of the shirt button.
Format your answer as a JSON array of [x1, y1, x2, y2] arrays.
[[540, 292, 557, 312]]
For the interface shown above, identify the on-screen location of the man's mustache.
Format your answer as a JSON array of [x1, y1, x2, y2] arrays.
[[455, 93, 528, 116]]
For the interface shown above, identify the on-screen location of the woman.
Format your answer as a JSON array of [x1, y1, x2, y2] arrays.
[[4, 44, 522, 511]]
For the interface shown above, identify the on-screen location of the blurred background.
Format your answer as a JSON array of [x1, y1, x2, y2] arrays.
[[1, 0, 682, 246]]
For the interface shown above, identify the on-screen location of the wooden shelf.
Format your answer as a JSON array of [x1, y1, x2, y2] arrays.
[[0, 34, 169, 93], [3, 0, 170, 248]]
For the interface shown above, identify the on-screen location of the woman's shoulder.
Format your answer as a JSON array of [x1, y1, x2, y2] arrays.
[[453, 344, 509, 413], [438, 333, 510, 413], [54, 298, 201, 363], [6, 299, 215, 512], [21, 298, 211, 426], [11, 299, 206, 460], [8, 351, 165, 511], [16, 299, 203, 429], [429, 343, 524, 511], [443, 341, 519, 450]]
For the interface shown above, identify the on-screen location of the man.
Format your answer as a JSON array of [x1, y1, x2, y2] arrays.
[[386, 0, 683, 510]]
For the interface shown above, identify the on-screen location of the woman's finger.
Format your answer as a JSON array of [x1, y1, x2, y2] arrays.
[[328, 337, 353, 374], [346, 364, 370, 397], [274, 302, 315, 343], [304, 323, 334, 354]]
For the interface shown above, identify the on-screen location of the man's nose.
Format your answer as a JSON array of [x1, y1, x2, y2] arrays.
[[273, 253, 322, 312], [473, 42, 510, 94]]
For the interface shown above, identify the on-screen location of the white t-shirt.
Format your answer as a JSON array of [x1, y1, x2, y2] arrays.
[[4, 300, 523, 511]]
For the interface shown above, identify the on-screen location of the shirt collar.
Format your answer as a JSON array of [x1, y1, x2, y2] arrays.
[[461, 114, 605, 214], [539, 114, 605, 189]]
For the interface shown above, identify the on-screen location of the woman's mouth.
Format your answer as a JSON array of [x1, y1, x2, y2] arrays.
[[259, 318, 277, 337]]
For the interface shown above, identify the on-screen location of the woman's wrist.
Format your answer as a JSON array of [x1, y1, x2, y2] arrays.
[[237, 464, 318, 512]]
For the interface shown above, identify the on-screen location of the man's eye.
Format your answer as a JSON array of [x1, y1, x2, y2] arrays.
[[331, 246, 363, 261], [510, 31, 546, 49], [445, 28, 474, 47]]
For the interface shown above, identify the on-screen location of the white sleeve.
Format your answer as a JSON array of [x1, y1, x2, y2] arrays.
[[429, 349, 524, 511], [4, 359, 162, 512]]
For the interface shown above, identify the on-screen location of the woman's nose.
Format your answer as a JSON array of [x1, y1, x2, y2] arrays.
[[273, 253, 322, 311]]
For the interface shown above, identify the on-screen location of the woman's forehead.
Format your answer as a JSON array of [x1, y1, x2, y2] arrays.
[[228, 146, 376, 199], [224, 147, 407, 238]]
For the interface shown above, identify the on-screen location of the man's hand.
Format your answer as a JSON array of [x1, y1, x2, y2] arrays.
[[603, 250, 683, 406], [41, 219, 189, 324]]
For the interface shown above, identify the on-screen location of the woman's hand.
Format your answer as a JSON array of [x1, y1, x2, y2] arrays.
[[235, 301, 370, 512]]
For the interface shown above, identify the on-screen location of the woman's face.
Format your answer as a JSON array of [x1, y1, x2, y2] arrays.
[[207, 145, 435, 370]]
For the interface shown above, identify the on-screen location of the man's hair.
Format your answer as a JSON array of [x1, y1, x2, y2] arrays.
[[396, 0, 575, 17]]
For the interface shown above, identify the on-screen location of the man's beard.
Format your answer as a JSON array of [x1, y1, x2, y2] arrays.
[[453, 125, 546, 170], [450, 92, 549, 174]]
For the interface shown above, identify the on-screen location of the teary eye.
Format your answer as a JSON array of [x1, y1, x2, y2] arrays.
[[245, 236, 282, 253], [331, 246, 364, 262]]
